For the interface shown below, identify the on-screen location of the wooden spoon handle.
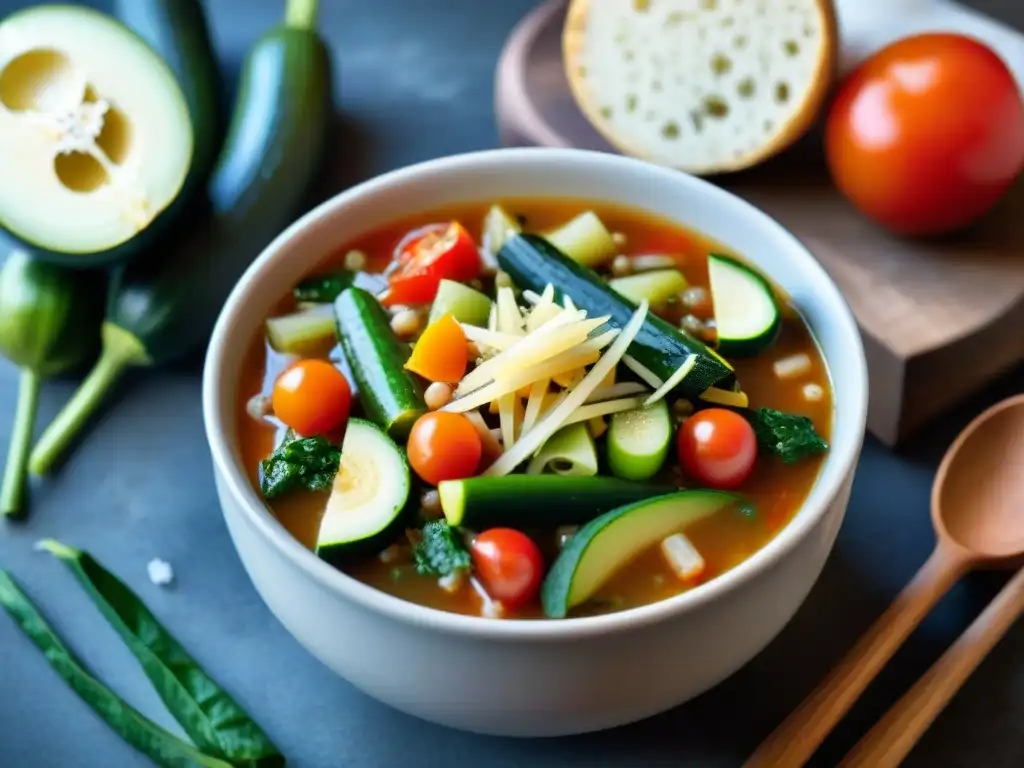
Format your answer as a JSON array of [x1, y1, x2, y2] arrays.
[[839, 566, 1024, 768], [744, 545, 971, 768]]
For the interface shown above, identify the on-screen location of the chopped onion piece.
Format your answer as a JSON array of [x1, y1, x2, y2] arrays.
[[483, 302, 649, 477], [630, 254, 678, 272], [471, 576, 505, 618], [661, 533, 705, 582], [584, 381, 649, 403], [774, 352, 812, 380], [623, 354, 665, 389], [645, 354, 698, 406], [802, 382, 824, 402]]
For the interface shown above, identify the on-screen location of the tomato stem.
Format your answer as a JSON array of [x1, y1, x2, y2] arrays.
[[1, 369, 42, 517], [28, 323, 150, 477]]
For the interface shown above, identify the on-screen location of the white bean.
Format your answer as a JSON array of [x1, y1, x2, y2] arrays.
[[611, 254, 632, 277], [424, 382, 453, 410], [420, 488, 442, 518], [390, 309, 421, 339], [343, 249, 367, 271], [630, 254, 676, 272]]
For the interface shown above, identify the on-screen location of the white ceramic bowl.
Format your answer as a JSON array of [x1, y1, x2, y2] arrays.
[[202, 148, 868, 738]]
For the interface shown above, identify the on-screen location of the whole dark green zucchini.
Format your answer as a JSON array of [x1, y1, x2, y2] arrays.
[[335, 287, 427, 440], [0, 253, 104, 515], [113, 0, 226, 198], [498, 234, 735, 396], [29, 0, 332, 476]]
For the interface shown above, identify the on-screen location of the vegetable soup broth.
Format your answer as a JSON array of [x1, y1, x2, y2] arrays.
[[236, 200, 833, 619]]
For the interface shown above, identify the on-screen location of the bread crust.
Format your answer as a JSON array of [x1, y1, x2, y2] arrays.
[[563, 0, 838, 175]]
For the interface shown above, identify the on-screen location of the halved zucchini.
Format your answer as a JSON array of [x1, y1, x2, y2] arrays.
[[541, 490, 749, 618], [608, 269, 687, 306], [707, 253, 781, 357], [315, 419, 410, 562], [606, 399, 672, 481], [0, 5, 192, 261]]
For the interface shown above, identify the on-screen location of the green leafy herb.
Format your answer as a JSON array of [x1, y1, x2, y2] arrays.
[[413, 521, 471, 577], [259, 435, 340, 499], [293, 271, 354, 303], [0, 570, 235, 768], [38, 540, 282, 766], [750, 407, 829, 463]]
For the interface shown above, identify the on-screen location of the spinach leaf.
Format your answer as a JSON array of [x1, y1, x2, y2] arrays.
[[38, 540, 283, 767], [0, 570, 236, 768], [293, 271, 354, 303], [413, 521, 471, 577], [750, 407, 829, 463], [259, 435, 340, 499]]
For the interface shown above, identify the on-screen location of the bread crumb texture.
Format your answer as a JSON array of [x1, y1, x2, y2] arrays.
[[564, 0, 836, 174]]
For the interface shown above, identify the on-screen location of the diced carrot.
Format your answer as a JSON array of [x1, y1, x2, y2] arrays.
[[404, 313, 468, 383]]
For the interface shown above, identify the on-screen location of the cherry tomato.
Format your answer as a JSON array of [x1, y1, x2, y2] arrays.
[[271, 359, 352, 436], [677, 408, 757, 490], [406, 412, 482, 485], [826, 33, 1024, 236], [382, 222, 482, 306], [471, 528, 544, 608]]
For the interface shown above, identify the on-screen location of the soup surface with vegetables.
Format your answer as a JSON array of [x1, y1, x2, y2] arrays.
[[237, 200, 832, 620]]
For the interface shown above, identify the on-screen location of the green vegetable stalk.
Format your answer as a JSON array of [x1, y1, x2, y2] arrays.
[[28, 0, 330, 476], [0, 252, 102, 516], [39, 540, 283, 765], [0, 570, 236, 768]]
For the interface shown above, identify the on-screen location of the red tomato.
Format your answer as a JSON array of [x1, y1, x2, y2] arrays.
[[471, 528, 544, 608], [406, 412, 482, 485], [382, 222, 482, 306], [677, 408, 757, 490], [271, 359, 352, 436], [826, 33, 1024, 236]]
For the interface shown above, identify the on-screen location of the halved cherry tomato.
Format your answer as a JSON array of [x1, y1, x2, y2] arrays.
[[471, 528, 544, 609], [677, 408, 757, 490], [826, 33, 1024, 236], [404, 313, 468, 382], [406, 411, 482, 485], [271, 359, 352, 436], [382, 222, 482, 307]]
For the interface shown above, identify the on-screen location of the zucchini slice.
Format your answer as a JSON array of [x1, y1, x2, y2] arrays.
[[437, 475, 679, 529], [606, 399, 672, 481], [541, 490, 748, 618], [707, 253, 781, 357], [527, 423, 598, 477], [315, 419, 410, 562], [335, 287, 427, 439]]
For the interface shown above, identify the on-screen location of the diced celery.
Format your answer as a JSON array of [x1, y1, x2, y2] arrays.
[[265, 305, 336, 353], [545, 211, 617, 267], [482, 205, 522, 254], [429, 279, 493, 326], [609, 269, 687, 306]]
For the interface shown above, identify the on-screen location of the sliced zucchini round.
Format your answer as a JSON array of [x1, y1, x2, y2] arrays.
[[315, 419, 410, 562], [707, 253, 781, 358], [606, 399, 672, 481], [540, 490, 748, 618]]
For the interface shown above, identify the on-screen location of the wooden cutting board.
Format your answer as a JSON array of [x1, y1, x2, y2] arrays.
[[494, 0, 1024, 446]]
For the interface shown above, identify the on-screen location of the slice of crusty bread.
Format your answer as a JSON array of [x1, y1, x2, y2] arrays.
[[563, 0, 837, 175]]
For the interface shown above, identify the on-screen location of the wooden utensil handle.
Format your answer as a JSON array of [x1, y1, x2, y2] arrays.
[[839, 566, 1024, 768], [744, 545, 971, 768]]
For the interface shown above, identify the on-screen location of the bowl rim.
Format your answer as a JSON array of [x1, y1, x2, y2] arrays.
[[203, 147, 868, 641]]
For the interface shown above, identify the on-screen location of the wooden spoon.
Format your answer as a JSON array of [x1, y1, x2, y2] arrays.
[[745, 394, 1024, 768]]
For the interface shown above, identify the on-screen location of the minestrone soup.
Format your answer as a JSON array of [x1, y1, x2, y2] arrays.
[[237, 199, 832, 620]]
